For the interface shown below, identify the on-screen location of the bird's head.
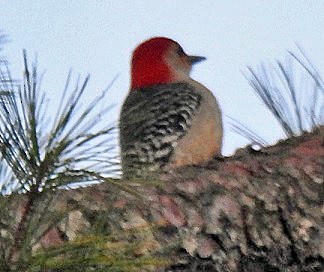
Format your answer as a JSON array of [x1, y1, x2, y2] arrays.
[[130, 37, 206, 89]]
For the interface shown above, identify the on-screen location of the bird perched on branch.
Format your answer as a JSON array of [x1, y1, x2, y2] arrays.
[[119, 37, 222, 178]]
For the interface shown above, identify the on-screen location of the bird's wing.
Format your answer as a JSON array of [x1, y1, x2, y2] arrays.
[[119, 82, 201, 174]]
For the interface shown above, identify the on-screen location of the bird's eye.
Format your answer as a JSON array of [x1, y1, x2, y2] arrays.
[[177, 47, 185, 56]]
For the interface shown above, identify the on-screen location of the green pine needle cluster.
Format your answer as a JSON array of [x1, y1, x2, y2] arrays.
[[0, 51, 119, 194], [231, 46, 324, 147]]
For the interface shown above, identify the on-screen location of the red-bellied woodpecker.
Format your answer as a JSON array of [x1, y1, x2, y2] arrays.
[[119, 37, 222, 178]]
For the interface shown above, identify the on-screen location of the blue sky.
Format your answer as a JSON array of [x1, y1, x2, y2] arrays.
[[1, 1, 324, 155]]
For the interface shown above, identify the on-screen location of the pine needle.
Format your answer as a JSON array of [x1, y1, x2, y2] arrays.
[[234, 47, 324, 145], [0, 51, 119, 195]]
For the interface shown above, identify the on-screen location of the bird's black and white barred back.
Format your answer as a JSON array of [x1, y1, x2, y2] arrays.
[[119, 82, 201, 178]]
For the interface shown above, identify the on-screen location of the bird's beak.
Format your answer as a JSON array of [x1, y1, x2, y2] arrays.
[[188, 55, 206, 64]]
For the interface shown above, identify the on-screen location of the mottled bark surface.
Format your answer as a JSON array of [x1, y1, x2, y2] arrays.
[[2, 127, 323, 271]]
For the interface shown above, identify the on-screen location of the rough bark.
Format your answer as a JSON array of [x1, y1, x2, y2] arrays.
[[2, 127, 324, 271]]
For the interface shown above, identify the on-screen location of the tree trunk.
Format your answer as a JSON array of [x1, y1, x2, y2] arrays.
[[2, 127, 323, 271]]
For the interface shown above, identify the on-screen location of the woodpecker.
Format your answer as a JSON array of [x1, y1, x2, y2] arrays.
[[119, 37, 222, 178]]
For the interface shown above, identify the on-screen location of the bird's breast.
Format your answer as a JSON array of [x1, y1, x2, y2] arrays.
[[169, 79, 223, 167]]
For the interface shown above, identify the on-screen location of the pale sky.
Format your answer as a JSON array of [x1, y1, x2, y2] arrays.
[[1, 1, 324, 155]]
